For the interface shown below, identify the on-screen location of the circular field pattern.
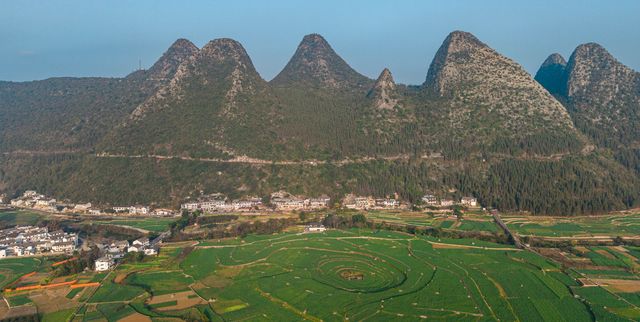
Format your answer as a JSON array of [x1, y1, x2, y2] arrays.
[[313, 254, 406, 293], [179, 230, 605, 321]]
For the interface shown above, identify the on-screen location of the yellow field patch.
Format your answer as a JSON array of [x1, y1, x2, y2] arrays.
[[212, 299, 249, 313], [147, 290, 206, 311], [118, 312, 152, 322], [592, 279, 640, 293]]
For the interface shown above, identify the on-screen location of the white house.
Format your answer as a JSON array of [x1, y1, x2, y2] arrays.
[[144, 247, 158, 256], [272, 198, 306, 211], [304, 223, 326, 233], [132, 237, 149, 247], [421, 194, 438, 205], [153, 208, 174, 216], [95, 257, 114, 272], [307, 197, 330, 209], [129, 206, 149, 215], [461, 197, 478, 207], [51, 241, 75, 254], [440, 199, 454, 207], [376, 199, 400, 208], [181, 202, 200, 211]]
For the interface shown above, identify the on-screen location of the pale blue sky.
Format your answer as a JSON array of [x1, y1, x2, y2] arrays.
[[1, 0, 638, 84]]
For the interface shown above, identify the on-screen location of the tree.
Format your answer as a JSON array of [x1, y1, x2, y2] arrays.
[[351, 214, 367, 227]]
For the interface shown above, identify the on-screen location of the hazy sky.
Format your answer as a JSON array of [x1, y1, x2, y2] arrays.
[[1, 0, 639, 84]]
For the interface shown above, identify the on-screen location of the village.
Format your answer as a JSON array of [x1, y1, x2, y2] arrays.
[[0, 226, 77, 258], [91, 236, 159, 272], [6, 189, 478, 217], [2, 189, 477, 268]]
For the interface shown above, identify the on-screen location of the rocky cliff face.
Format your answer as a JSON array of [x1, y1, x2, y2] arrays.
[[145, 39, 199, 83], [536, 43, 640, 148], [130, 38, 266, 120], [367, 68, 399, 109], [423, 31, 578, 139], [270, 34, 372, 90], [565, 43, 639, 105], [534, 53, 567, 97]]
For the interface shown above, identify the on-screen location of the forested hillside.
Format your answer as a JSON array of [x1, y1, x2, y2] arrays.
[[0, 31, 638, 215]]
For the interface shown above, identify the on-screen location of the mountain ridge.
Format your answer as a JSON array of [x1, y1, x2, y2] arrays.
[[1, 31, 638, 215]]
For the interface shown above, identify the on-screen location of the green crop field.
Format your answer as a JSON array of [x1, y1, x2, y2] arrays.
[[5, 229, 640, 321], [177, 230, 594, 321], [0, 210, 43, 227], [0, 257, 43, 289], [504, 213, 640, 237], [364, 210, 499, 233], [94, 217, 176, 232]]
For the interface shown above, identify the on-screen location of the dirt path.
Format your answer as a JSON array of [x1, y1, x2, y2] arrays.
[[94, 150, 586, 166]]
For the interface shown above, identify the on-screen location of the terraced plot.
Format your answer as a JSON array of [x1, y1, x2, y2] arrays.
[[504, 213, 640, 237]]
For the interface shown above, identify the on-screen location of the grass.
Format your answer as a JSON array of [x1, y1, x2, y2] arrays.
[[0, 257, 43, 289], [149, 300, 178, 309], [7, 294, 32, 307], [95, 217, 176, 232], [66, 287, 83, 299], [504, 213, 640, 237], [0, 209, 43, 226], [176, 230, 593, 321], [41, 308, 75, 322], [96, 303, 137, 322], [7, 228, 638, 321], [126, 270, 194, 295], [89, 277, 145, 303]]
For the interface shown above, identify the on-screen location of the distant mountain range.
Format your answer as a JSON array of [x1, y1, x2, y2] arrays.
[[0, 31, 638, 215]]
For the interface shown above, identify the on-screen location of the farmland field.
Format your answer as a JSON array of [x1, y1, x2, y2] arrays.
[[503, 212, 640, 237], [3, 229, 640, 321], [0, 257, 43, 289], [365, 210, 498, 233], [178, 230, 594, 321], [94, 217, 177, 232], [0, 210, 43, 227]]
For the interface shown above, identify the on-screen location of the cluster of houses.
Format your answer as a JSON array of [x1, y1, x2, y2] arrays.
[[421, 195, 478, 208], [9, 190, 176, 217], [342, 195, 403, 210], [0, 226, 77, 258], [271, 194, 331, 211], [7, 190, 479, 220], [93, 237, 159, 272], [181, 192, 332, 213], [180, 192, 478, 213], [181, 196, 263, 212]]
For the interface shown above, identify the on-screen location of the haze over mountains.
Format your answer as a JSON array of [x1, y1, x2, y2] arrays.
[[0, 31, 638, 215]]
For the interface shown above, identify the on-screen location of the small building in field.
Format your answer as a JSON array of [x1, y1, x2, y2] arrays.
[[304, 223, 326, 233], [95, 256, 114, 272]]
